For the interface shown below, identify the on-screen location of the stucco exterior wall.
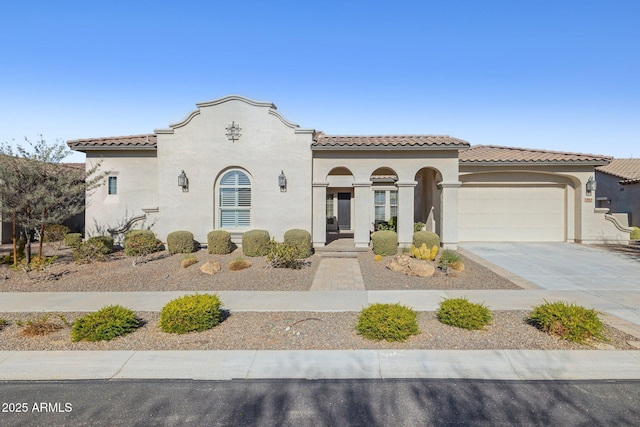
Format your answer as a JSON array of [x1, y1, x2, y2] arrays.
[[595, 171, 640, 227], [84, 151, 158, 236], [155, 98, 313, 243]]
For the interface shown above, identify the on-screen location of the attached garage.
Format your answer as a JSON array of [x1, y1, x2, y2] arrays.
[[458, 184, 566, 242]]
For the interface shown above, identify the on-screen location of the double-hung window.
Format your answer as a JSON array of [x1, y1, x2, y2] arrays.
[[374, 189, 398, 221], [219, 170, 251, 228]]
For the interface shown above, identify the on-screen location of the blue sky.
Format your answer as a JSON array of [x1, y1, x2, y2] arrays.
[[1, 0, 638, 162]]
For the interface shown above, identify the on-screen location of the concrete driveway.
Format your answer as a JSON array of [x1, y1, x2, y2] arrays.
[[460, 242, 640, 291]]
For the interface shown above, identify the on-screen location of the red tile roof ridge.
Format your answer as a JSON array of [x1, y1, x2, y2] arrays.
[[596, 158, 640, 180], [67, 133, 156, 143], [463, 144, 612, 159]]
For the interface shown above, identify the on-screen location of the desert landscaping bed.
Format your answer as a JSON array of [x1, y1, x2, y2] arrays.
[[0, 246, 519, 292], [1, 310, 638, 351]]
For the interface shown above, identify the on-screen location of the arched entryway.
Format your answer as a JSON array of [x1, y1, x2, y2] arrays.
[[414, 167, 443, 236], [325, 167, 355, 243]]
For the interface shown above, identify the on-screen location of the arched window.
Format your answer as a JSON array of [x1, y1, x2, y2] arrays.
[[218, 170, 251, 228]]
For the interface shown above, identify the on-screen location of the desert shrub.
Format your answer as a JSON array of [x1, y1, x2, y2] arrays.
[[527, 301, 605, 344], [207, 230, 233, 254], [266, 240, 303, 269], [283, 229, 313, 258], [438, 249, 463, 270], [371, 230, 397, 256], [0, 318, 8, 330], [87, 236, 114, 254], [71, 305, 139, 342], [437, 298, 492, 330], [167, 230, 196, 254], [18, 313, 70, 337], [159, 293, 223, 334], [181, 254, 198, 268], [376, 216, 397, 232], [125, 230, 162, 254], [73, 236, 114, 264], [242, 229, 270, 257], [356, 303, 419, 342], [229, 258, 251, 271], [44, 224, 70, 249], [631, 227, 640, 240], [11, 255, 57, 273], [373, 254, 383, 262], [413, 231, 440, 250], [64, 233, 82, 249], [413, 222, 425, 232]]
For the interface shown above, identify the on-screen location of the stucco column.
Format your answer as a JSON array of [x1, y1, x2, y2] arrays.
[[353, 181, 372, 248], [439, 181, 461, 250], [312, 182, 328, 247], [396, 181, 417, 248]]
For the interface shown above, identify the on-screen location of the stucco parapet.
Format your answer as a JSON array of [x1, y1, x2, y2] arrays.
[[395, 181, 418, 188]]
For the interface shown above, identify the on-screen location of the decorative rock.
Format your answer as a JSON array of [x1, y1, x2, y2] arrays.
[[199, 261, 222, 275], [386, 255, 435, 277]]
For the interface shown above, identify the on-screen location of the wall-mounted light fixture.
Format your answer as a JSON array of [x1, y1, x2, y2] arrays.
[[178, 170, 189, 192], [278, 170, 287, 192], [586, 176, 597, 196]]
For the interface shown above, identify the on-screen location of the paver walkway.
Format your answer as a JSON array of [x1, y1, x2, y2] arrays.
[[310, 258, 365, 291]]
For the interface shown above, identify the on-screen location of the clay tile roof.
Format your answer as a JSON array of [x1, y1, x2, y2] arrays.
[[67, 134, 157, 150], [459, 145, 611, 164], [597, 158, 640, 184], [312, 133, 470, 149]]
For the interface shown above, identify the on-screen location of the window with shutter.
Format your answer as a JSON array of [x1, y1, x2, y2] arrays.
[[218, 170, 251, 228]]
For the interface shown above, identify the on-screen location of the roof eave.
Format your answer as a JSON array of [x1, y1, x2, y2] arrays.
[[68, 146, 157, 152], [460, 160, 611, 167], [311, 144, 469, 151]]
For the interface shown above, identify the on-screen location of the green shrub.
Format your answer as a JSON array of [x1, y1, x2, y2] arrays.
[[527, 301, 605, 344], [159, 293, 223, 334], [0, 318, 8, 330], [44, 224, 70, 248], [207, 230, 233, 254], [413, 231, 440, 250], [413, 222, 425, 232], [371, 230, 397, 256], [266, 240, 303, 269], [71, 305, 139, 342], [631, 227, 640, 240], [283, 229, 313, 258], [73, 236, 114, 263], [64, 233, 82, 249], [87, 236, 114, 254], [438, 249, 462, 269], [437, 297, 492, 330], [242, 229, 270, 257], [376, 216, 397, 232], [356, 303, 419, 342], [167, 230, 195, 254], [124, 230, 164, 257]]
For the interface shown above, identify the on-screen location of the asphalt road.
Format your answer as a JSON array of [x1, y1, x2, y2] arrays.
[[1, 379, 639, 426]]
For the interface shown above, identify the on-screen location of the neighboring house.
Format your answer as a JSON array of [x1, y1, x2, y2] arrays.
[[596, 158, 640, 227], [65, 95, 631, 249]]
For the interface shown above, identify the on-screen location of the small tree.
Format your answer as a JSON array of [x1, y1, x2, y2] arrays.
[[0, 136, 105, 264]]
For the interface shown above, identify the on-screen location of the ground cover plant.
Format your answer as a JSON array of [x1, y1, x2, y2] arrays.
[[17, 313, 70, 336], [159, 293, 223, 334], [181, 254, 198, 268], [71, 305, 139, 342], [527, 300, 606, 344], [438, 249, 465, 271], [229, 258, 251, 271], [356, 303, 419, 342], [437, 297, 492, 330]]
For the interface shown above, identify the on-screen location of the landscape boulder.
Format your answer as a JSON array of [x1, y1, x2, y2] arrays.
[[386, 254, 435, 277], [200, 261, 222, 275]]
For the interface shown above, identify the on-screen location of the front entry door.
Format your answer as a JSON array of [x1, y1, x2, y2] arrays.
[[337, 192, 351, 230]]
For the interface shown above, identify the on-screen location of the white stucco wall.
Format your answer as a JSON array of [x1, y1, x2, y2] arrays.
[[154, 97, 313, 244]]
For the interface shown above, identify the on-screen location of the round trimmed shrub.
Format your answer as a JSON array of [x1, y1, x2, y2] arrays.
[[86, 236, 114, 255], [71, 305, 139, 342], [356, 303, 419, 342], [527, 301, 605, 344], [284, 229, 312, 258], [437, 298, 492, 330], [167, 230, 195, 254], [207, 230, 233, 254], [44, 224, 70, 243], [413, 231, 440, 250], [371, 230, 397, 256], [159, 293, 223, 334], [242, 229, 270, 257], [631, 227, 640, 240], [124, 230, 164, 256], [64, 233, 83, 249]]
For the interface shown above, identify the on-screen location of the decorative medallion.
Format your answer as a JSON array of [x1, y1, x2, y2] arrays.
[[225, 121, 241, 142]]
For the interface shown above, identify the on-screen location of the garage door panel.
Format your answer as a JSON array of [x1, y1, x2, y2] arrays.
[[459, 186, 565, 242]]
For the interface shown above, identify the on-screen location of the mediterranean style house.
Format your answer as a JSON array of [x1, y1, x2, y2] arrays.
[[596, 158, 640, 227], [51, 95, 630, 249]]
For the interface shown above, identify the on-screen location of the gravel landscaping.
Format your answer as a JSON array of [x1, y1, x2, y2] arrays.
[[1, 310, 638, 351]]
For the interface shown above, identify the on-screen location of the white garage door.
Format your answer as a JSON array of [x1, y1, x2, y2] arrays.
[[458, 185, 565, 241]]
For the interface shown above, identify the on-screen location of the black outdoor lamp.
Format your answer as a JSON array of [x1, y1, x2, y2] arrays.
[[278, 170, 287, 192], [586, 176, 597, 196], [178, 170, 189, 192]]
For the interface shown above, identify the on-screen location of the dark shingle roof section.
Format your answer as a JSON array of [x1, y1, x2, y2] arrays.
[[460, 145, 611, 165], [67, 134, 157, 151], [597, 158, 640, 183], [312, 133, 470, 149]]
